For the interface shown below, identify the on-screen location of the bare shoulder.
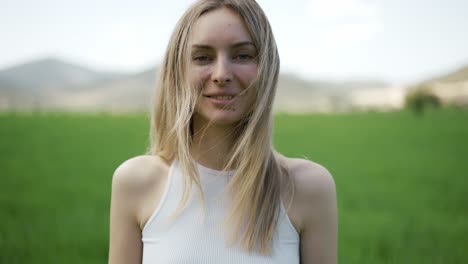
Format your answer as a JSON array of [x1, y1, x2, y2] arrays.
[[112, 155, 170, 185], [111, 155, 172, 229], [108, 155, 171, 263], [279, 156, 337, 233], [281, 156, 336, 197], [111, 155, 170, 197]]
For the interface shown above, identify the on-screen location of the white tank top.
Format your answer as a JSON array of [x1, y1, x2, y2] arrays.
[[141, 160, 300, 263]]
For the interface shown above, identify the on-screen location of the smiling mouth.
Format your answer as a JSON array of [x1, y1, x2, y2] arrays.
[[206, 95, 236, 100], [204, 95, 238, 105]]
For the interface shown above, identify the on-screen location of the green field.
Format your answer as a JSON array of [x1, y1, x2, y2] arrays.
[[1, 108, 467, 263]]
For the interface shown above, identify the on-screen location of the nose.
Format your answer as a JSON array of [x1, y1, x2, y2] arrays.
[[211, 56, 232, 86]]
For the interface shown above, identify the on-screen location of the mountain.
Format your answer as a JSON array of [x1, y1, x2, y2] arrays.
[[0, 57, 124, 91], [48, 66, 159, 112], [426, 64, 468, 84], [408, 63, 468, 107], [433, 65, 468, 82], [0, 57, 391, 112], [408, 62, 468, 87], [0, 57, 131, 110]]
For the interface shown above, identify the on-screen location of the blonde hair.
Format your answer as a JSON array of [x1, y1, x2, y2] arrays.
[[146, 0, 293, 255]]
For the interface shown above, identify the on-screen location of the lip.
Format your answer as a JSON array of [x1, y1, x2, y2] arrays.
[[204, 94, 237, 105]]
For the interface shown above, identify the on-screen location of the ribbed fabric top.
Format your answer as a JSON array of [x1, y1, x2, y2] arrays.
[[141, 160, 300, 264]]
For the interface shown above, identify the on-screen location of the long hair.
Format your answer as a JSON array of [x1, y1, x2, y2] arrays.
[[146, 0, 293, 255]]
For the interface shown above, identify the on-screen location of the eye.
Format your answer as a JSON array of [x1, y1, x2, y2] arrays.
[[233, 53, 255, 62], [192, 54, 212, 64], [236, 54, 253, 60]]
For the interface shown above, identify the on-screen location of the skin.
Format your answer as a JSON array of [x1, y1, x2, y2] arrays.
[[189, 7, 258, 169], [190, 6, 257, 127], [108, 7, 337, 264]]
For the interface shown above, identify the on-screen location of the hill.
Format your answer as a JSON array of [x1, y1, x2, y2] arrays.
[[408, 62, 468, 107], [0, 57, 124, 91], [427, 64, 468, 83], [0, 57, 390, 112]]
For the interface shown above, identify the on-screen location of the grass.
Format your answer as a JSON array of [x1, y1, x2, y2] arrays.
[[1, 108, 467, 263]]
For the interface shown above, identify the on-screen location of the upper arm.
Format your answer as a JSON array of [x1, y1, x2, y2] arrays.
[[295, 162, 338, 264], [108, 159, 145, 264]]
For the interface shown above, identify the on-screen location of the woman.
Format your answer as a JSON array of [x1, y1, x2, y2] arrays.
[[108, 0, 337, 263]]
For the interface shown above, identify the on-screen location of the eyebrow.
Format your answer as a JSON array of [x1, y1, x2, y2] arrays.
[[191, 41, 256, 49]]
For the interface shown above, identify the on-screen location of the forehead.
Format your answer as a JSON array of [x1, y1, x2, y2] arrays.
[[190, 7, 253, 45]]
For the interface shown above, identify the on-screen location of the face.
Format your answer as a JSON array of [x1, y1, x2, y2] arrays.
[[188, 7, 258, 127]]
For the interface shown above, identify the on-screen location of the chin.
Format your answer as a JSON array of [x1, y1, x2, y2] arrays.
[[195, 110, 247, 127], [208, 113, 245, 126]]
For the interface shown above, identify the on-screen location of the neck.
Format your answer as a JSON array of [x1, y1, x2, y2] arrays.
[[190, 117, 239, 171]]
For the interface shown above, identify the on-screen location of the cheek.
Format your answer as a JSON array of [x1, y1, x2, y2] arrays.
[[189, 67, 210, 87], [236, 64, 257, 89]]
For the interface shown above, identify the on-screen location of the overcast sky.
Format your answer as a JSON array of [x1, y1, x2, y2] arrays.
[[1, 0, 468, 85]]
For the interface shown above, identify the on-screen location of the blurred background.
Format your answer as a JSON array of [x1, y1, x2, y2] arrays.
[[1, 0, 467, 263]]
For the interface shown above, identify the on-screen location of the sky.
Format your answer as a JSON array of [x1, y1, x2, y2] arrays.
[[1, 0, 468, 85]]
